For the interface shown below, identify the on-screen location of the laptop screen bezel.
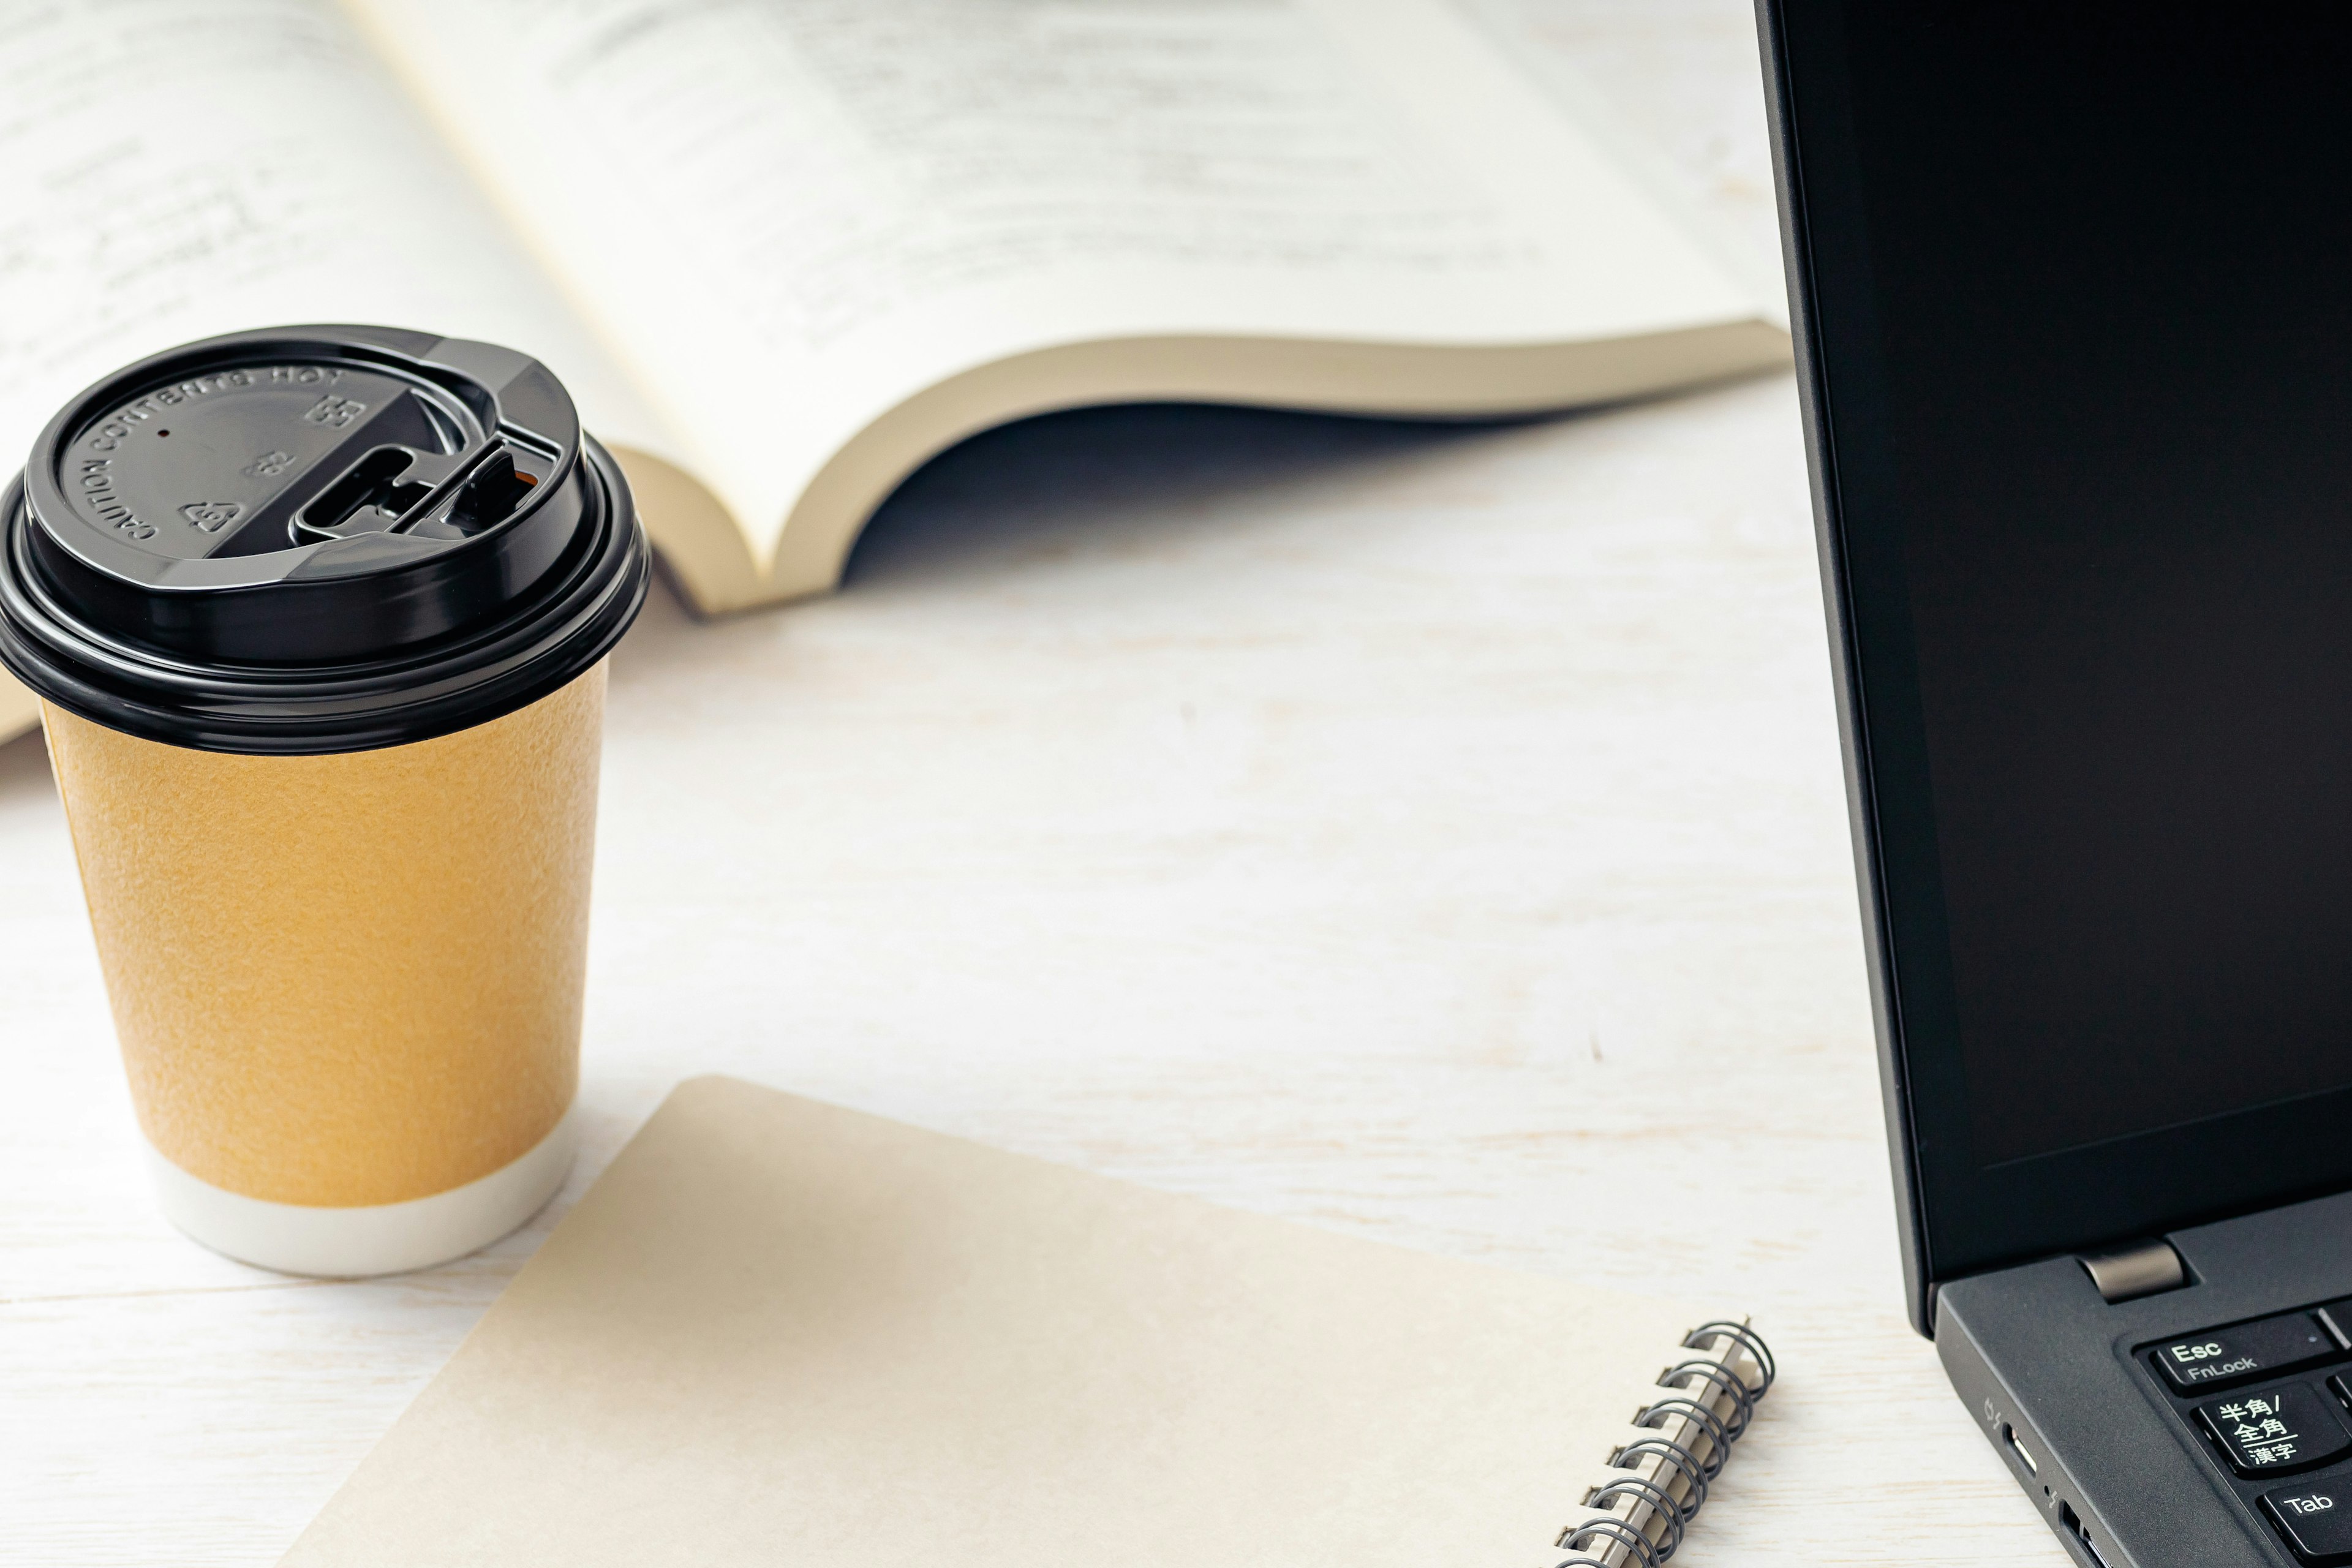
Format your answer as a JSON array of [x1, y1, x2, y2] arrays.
[[1757, 0, 2352, 1334]]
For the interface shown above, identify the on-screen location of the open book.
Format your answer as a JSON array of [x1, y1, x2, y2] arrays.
[[281, 1077, 1775, 1567], [0, 0, 1787, 742]]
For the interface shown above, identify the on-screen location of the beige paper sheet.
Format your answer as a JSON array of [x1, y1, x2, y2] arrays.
[[284, 1076, 1746, 1567]]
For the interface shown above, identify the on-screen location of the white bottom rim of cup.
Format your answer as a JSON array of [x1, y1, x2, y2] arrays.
[[143, 1106, 578, 1278]]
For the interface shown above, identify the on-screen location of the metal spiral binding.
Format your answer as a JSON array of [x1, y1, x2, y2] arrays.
[[1556, 1515, 1662, 1568], [1605, 1440, 1707, 1521], [1584, 1478, 1686, 1561], [1655, 1360, 1756, 1441], [1629, 1398, 1732, 1479], [1686, 1321, 1776, 1395], [1550, 1320, 1774, 1568]]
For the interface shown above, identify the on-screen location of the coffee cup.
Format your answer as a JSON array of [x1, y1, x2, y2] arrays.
[[0, 326, 647, 1276]]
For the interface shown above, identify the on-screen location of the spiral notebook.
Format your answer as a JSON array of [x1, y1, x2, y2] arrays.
[[280, 1077, 1771, 1568]]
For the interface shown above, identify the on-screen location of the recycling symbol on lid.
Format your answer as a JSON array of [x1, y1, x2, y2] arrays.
[[179, 502, 244, 532]]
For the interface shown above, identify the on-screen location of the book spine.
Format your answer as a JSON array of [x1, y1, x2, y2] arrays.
[[1553, 1321, 1776, 1568]]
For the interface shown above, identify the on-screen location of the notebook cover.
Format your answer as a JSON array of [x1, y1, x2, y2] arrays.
[[281, 1076, 1747, 1567]]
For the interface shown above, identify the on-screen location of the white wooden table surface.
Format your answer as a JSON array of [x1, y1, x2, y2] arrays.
[[0, 5, 2054, 1562]]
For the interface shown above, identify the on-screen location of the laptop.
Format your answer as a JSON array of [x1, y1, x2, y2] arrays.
[[1758, 6, 2352, 1566]]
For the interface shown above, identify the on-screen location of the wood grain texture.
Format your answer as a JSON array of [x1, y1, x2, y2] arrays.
[[0, 5, 2060, 1563]]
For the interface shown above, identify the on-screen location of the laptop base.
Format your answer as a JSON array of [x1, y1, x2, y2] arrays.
[[1940, 1187, 2352, 1568]]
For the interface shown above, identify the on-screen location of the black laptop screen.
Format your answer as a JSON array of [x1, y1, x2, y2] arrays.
[[1824, 9, 2352, 1167]]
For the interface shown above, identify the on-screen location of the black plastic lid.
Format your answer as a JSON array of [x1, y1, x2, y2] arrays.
[[0, 325, 647, 755]]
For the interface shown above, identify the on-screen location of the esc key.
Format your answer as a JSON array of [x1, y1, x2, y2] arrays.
[[2152, 1312, 2337, 1393]]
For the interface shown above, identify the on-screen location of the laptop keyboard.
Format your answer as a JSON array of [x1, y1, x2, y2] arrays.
[[2143, 1303, 2352, 1562]]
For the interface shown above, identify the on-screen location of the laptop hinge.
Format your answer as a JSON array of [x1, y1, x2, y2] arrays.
[[2079, 1240, 2187, 1303]]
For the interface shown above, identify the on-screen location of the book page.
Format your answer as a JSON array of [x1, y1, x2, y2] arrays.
[[0, 0, 673, 508], [0, 0, 685, 740], [0, 0, 695, 740], [0, 674, 34, 746], [344, 0, 1775, 575]]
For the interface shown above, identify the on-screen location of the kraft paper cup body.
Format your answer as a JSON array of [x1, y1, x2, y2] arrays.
[[0, 326, 649, 1277], [43, 665, 608, 1275]]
